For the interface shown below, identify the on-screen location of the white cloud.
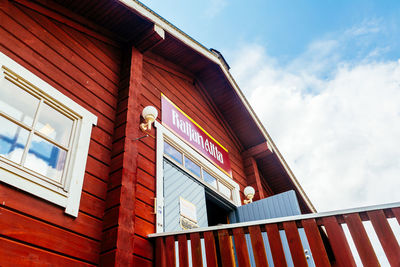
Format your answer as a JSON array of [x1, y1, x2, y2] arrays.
[[345, 18, 382, 36], [230, 41, 400, 212]]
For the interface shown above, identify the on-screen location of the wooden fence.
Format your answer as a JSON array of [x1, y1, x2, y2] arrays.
[[149, 202, 400, 266]]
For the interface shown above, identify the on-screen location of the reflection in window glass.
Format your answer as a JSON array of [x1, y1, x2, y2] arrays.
[[218, 182, 232, 199], [0, 79, 39, 126], [163, 141, 237, 203], [184, 157, 201, 177], [0, 116, 29, 164], [24, 135, 67, 181], [164, 142, 182, 164], [36, 102, 73, 146], [203, 171, 217, 188]]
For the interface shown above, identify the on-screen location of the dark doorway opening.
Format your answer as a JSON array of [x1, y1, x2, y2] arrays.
[[205, 193, 231, 226]]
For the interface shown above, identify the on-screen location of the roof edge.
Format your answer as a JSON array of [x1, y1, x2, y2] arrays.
[[118, 0, 220, 64], [118, 0, 316, 213], [219, 65, 317, 213]]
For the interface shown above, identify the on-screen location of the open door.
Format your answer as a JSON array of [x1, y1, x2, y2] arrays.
[[163, 158, 235, 266], [230, 190, 316, 266], [163, 159, 209, 231], [163, 158, 234, 231]]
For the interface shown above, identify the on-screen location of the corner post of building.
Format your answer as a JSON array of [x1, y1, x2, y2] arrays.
[[117, 45, 143, 265], [101, 46, 143, 266], [242, 142, 273, 200], [243, 156, 265, 200]]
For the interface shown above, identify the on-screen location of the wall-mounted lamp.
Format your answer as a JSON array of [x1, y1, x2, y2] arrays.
[[140, 106, 158, 131], [243, 186, 255, 204]]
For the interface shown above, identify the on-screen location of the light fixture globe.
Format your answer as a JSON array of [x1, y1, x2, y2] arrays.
[[142, 106, 158, 120], [243, 186, 255, 204], [244, 186, 255, 197], [140, 106, 158, 131]]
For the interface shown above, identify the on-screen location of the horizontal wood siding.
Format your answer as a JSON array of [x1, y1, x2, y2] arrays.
[[127, 52, 251, 264], [0, 0, 120, 265], [0, 1, 280, 266], [141, 52, 247, 187]]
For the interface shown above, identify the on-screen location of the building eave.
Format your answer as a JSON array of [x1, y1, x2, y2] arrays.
[[113, 0, 316, 213], [118, 0, 220, 65], [58, 0, 316, 212]]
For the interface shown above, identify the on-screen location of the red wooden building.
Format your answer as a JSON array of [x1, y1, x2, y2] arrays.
[[1, 1, 399, 266]]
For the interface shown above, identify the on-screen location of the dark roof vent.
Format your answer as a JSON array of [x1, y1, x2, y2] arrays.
[[210, 48, 231, 70]]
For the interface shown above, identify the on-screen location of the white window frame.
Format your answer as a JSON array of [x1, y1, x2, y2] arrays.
[[0, 52, 97, 217], [155, 121, 241, 233]]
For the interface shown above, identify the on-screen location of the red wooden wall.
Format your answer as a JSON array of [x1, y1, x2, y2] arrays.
[[101, 49, 253, 265], [0, 0, 120, 265], [121, 52, 251, 265], [0, 0, 278, 266]]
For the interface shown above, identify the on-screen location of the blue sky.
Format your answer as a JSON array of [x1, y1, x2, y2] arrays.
[[139, 1, 400, 217], [140, 0, 400, 65]]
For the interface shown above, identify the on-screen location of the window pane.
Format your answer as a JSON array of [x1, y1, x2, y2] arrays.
[[0, 116, 29, 164], [203, 171, 217, 188], [218, 182, 232, 199], [164, 142, 182, 164], [24, 135, 67, 181], [184, 157, 201, 177], [36, 103, 73, 146], [0, 79, 39, 126]]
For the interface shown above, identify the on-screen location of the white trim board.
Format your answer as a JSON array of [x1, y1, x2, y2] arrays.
[[149, 201, 400, 237], [154, 121, 241, 233], [0, 51, 97, 217], [118, 0, 219, 65]]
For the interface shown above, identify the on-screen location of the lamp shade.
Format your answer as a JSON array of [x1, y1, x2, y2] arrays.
[[142, 106, 158, 120], [244, 186, 255, 197]]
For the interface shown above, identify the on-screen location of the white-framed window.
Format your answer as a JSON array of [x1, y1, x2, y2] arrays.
[[0, 52, 97, 217], [154, 121, 241, 233], [163, 140, 235, 201]]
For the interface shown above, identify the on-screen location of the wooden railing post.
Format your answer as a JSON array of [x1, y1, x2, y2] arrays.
[[217, 229, 235, 267], [190, 233, 203, 267], [265, 224, 287, 267], [302, 219, 330, 266], [232, 228, 251, 267], [164, 236, 176, 266], [368, 210, 400, 266], [392, 207, 400, 224], [322, 216, 356, 267], [248, 225, 269, 267], [148, 202, 400, 267], [177, 234, 189, 267], [344, 213, 380, 266], [203, 231, 218, 267], [155, 237, 166, 267], [283, 221, 308, 267]]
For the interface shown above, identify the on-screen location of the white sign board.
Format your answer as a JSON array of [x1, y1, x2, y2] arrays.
[[179, 197, 197, 223]]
